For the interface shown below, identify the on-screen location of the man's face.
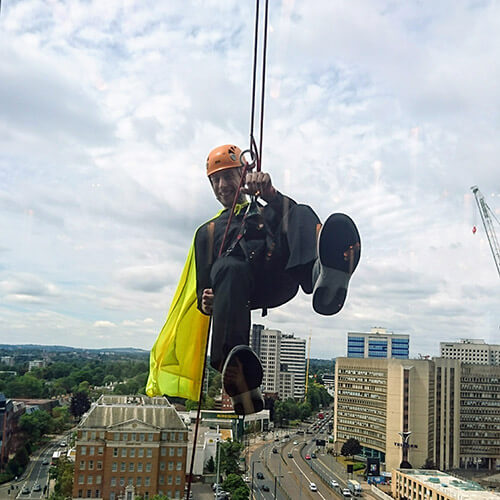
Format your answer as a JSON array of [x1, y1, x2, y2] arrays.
[[209, 167, 244, 208]]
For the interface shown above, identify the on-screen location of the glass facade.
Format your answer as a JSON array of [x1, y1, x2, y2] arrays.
[[347, 333, 409, 359], [347, 336, 365, 358]]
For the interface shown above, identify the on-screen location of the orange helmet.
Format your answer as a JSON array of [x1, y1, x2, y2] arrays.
[[206, 144, 245, 177]]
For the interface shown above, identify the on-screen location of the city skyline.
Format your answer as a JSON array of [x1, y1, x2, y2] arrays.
[[1, 1, 499, 359]]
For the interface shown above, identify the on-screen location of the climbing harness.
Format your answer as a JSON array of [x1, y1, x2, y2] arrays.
[[186, 1, 271, 496]]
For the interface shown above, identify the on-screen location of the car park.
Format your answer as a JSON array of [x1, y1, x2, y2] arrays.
[[309, 483, 318, 491]]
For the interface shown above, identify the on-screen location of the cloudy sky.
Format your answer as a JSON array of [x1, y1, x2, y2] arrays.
[[1, 0, 499, 359]]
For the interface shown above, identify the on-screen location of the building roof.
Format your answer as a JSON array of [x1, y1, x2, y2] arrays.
[[79, 395, 186, 430], [396, 469, 500, 499]]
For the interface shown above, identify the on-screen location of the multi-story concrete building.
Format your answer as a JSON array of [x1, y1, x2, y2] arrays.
[[335, 355, 500, 472], [72, 395, 187, 500], [280, 334, 306, 400], [440, 338, 500, 365], [347, 328, 409, 359], [334, 357, 432, 471], [392, 469, 500, 499], [250, 325, 306, 401]]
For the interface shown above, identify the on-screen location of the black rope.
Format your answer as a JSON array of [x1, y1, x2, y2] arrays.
[[186, 2, 271, 495]]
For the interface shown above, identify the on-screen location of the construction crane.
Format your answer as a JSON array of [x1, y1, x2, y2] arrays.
[[471, 185, 500, 277]]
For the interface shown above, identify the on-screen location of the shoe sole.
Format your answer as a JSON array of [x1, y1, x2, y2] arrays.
[[313, 213, 360, 315], [222, 346, 264, 415]]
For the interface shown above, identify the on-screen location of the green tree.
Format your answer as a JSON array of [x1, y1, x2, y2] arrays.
[[49, 456, 74, 499], [341, 438, 361, 458], [5, 373, 47, 398], [232, 485, 250, 500], [219, 440, 243, 477], [69, 391, 90, 419], [19, 410, 53, 443], [223, 473, 246, 493]]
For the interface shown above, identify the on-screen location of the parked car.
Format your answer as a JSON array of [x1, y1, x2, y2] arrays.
[[310, 483, 318, 491]]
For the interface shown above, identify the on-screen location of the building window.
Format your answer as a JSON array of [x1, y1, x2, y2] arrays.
[[110, 493, 115, 500], [169, 448, 175, 457], [119, 477, 125, 487], [130, 448, 135, 458], [161, 432, 168, 440], [160, 462, 166, 471], [168, 462, 174, 471], [111, 477, 116, 486], [161, 447, 167, 456], [78, 475, 84, 484], [122, 433, 128, 441], [78, 489, 83, 498], [147, 449, 152, 458], [137, 477, 142, 486], [138, 463, 143, 472], [146, 463, 152, 472], [97, 461, 102, 470], [145, 477, 151, 487], [177, 447, 183, 457], [89, 446, 95, 456], [170, 432, 176, 441], [129, 462, 134, 472], [140, 433, 145, 441], [121, 448, 127, 457], [88, 460, 93, 470], [176, 476, 181, 485], [167, 475, 173, 485], [121, 462, 126, 472], [81, 446, 87, 456], [114, 433, 120, 441], [80, 461, 85, 470], [138, 448, 144, 457], [113, 448, 118, 457], [87, 476, 93, 485], [176, 462, 182, 471], [112, 462, 117, 472], [159, 476, 164, 485], [178, 432, 184, 441], [96, 476, 102, 485], [148, 433, 154, 441]]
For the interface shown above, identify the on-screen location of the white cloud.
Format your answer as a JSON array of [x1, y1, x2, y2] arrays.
[[0, 0, 499, 360]]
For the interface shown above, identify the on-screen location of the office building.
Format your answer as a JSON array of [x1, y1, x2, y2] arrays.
[[334, 356, 500, 472], [347, 328, 409, 359], [440, 339, 500, 365], [392, 469, 500, 499], [72, 395, 187, 500], [250, 325, 306, 401], [334, 357, 432, 471], [280, 334, 306, 399]]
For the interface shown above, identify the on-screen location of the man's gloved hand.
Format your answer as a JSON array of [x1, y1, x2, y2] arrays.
[[243, 171, 277, 202], [201, 288, 214, 315]]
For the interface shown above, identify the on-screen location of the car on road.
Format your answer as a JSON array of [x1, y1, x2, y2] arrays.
[[293, 440, 298, 445], [243, 476, 250, 483], [42, 459, 50, 465], [330, 479, 339, 488], [261, 485, 270, 492], [342, 488, 352, 497], [256, 472, 264, 479], [305, 454, 311, 460], [309, 482, 318, 491], [272, 447, 278, 453], [311, 452, 317, 458], [60, 441, 67, 447], [287, 452, 293, 458], [33, 484, 42, 492], [21, 486, 30, 494]]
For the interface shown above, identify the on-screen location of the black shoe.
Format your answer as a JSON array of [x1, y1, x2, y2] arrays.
[[312, 213, 361, 315], [222, 345, 264, 416]]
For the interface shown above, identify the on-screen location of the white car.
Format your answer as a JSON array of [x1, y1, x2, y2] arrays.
[[330, 479, 339, 488], [243, 476, 250, 483], [342, 488, 352, 497], [309, 482, 318, 492]]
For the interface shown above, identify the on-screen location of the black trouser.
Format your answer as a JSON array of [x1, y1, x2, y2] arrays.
[[209, 204, 320, 371]]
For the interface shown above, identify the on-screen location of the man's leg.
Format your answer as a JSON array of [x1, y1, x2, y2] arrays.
[[209, 255, 253, 372]]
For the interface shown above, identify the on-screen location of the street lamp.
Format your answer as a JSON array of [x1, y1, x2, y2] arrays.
[[250, 459, 261, 497], [273, 475, 283, 499]]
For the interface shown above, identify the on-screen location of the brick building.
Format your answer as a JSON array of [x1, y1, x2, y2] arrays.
[[72, 395, 187, 500]]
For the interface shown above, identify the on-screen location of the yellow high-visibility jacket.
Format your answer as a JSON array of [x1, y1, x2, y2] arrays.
[[146, 204, 249, 401]]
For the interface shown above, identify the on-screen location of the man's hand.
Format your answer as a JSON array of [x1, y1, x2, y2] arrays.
[[243, 171, 277, 202], [201, 288, 214, 315]]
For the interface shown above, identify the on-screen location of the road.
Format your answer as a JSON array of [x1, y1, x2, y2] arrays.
[[0, 432, 72, 500], [249, 413, 378, 499]]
